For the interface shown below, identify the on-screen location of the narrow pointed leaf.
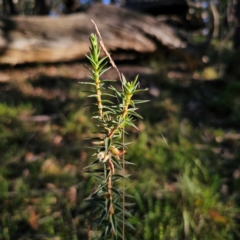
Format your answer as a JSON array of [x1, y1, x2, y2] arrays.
[[105, 199, 111, 216], [111, 156, 122, 169], [97, 61, 108, 72], [120, 160, 136, 166], [88, 94, 98, 98], [101, 100, 114, 104], [128, 110, 143, 119], [101, 93, 116, 97], [114, 202, 133, 217], [104, 224, 111, 240], [84, 168, 104, 173], [97, 210, 107, 228], [92, 174, 104, 181], [110, 214, 117, 235], [85, 54, 97, 67], [112, 174, 130, 181], [98, 55, 108, 65], [99, 66, 112, 76], [79, 81, 95, 86], [111, 187, 122, 198], [105, 138, 111, 154], [83, 159, 100, 169], [84, 197, 105, 203], [132, 88, 148, 93], [101, 79, 116, 82], [131, 99, 150, 104], [125, 120, 139, 130]]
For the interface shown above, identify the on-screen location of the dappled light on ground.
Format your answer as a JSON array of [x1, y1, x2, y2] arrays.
[[0, 61, 240, 239]]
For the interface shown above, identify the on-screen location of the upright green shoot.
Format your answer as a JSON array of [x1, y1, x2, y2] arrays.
[[82, 22, 148, 239]]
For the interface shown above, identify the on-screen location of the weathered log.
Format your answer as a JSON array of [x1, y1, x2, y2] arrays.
[[0, 3, 203, 68]]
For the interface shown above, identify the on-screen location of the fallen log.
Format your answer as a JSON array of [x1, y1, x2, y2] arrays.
[[0, 3, 203, 69]]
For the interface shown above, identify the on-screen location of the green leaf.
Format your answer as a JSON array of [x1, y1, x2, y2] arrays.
[[84, 137, 103, 141], [84, 197, 106, 203], [85, 54, 97, 68], [122, 202, 135, 207], [133, 74, 139, 85], [92, 174, 105, 181], [116, 216, 135, 230], [128, 110, 143, 119], [115, 226, 124, 240], [97, 210, 107, 228], [79, 81, 95, 86], [98, 55, 108, 65], [113, 142, 132, 147], [97, 61, 108, 72], [124, 193, 135, 199], [99, 66, 112, 76], [92, 115, 101, 119], [101, 100, 114, 104], [103, 223, 111, 240], [102, 106, 116, 114], [83, 65, 96, 75], [110, 214, 117, 235], [101, 93, 116, 97], [101, 79, 116, 82], [111, 187, 122, 198], [131, 99, 150, 105], [114, 202, 133, 217], [98, 83, 105, 88], [83, 159, 101, 169], [121, 74, 127, 85], [112, 174, 130, 181], [103, 111, 116, 116], [81, 90, 96, 93], [84, 168, 104, 173], [117, 117, 125, 126], [111, 156, 122, 169], [106, 199, 111, 216], [125, 120, 138, 130], [132, 88, 148, 94], [88, 94, 98, 98], [127, 107, 138, 111], [120, 160, 136, 166], [105, 138, 111, 154], [93, 184, 107, 196]]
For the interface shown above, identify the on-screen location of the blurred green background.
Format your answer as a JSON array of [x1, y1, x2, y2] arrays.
[[1, 0, 240, 239]]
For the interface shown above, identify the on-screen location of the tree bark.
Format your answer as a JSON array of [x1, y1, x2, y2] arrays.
[[0, 4, 203, 69]]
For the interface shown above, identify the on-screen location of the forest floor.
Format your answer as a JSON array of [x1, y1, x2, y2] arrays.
[[1, 60, 240, 239]]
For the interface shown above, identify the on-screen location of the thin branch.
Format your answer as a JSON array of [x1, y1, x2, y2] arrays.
[[91, 19, 122, 83], [122, 127, 125, 240]]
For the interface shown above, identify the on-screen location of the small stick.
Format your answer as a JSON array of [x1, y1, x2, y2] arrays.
[[91, 19, 122, 83]]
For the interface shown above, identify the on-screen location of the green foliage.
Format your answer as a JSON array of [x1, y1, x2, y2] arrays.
[[0, 103, 32, 160], [125, 128, 240, 240], [83, 32, 148, 239], [0, 18, 240, 240]]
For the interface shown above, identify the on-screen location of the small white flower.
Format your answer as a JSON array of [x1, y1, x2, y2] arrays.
[[97, 151, 105, 161], [97, 151, 110, 162]]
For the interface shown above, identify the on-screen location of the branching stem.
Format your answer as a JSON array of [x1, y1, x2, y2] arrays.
[[84, 21, 148, 240]]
